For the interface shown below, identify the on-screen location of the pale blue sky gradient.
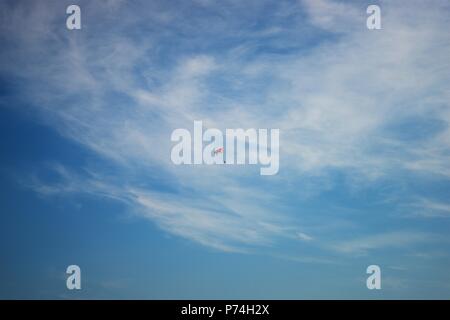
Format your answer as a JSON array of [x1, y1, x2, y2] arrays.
[[0, 0, 450, 299]]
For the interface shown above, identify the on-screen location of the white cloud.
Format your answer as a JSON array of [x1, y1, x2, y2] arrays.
[[2, 0, 450, 255], [331, 231, 435, 255], [300, 0, 363, 32], [296, 232, 313, 241], [410, 198, 450, 218]]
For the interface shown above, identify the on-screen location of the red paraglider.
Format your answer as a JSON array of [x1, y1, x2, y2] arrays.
[[213, 147, 225, 163]]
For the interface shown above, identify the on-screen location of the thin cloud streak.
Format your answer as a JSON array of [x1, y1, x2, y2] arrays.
[[1, 0, 449, 257]]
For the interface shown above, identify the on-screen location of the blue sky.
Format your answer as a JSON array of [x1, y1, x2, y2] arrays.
[[0, 0, 450, 299]]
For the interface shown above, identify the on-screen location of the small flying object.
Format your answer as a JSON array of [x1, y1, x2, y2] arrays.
[[213, 147, 226, 163], [213, 147, 224, 155]]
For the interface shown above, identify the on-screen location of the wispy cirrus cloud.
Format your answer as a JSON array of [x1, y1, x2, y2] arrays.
[[1, 0, 450, 261], [331, 231, 437, 255], [410, 198, 450, 218]]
